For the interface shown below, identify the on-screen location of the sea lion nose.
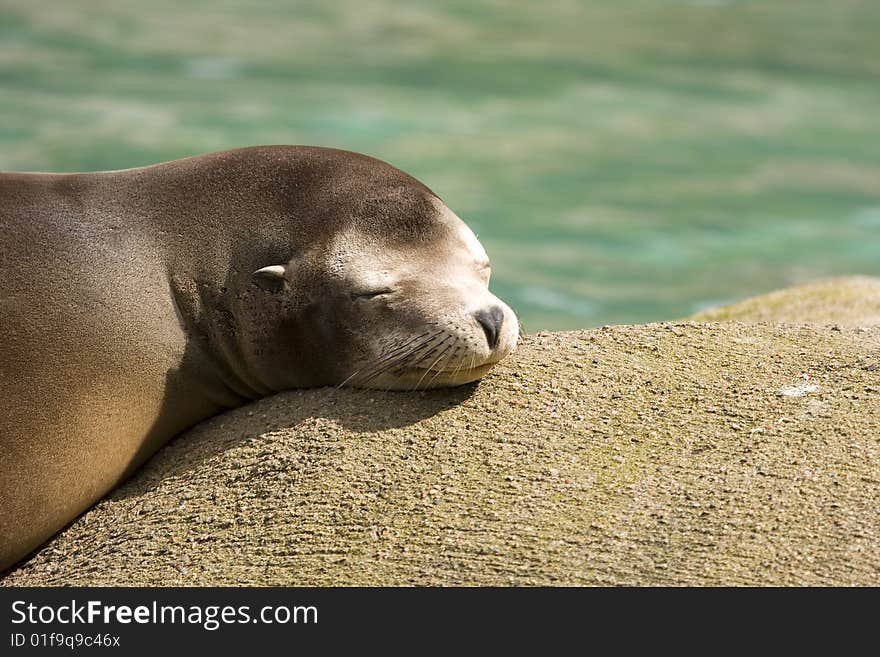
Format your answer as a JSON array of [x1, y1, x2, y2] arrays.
[[474, 305, 505, 350]]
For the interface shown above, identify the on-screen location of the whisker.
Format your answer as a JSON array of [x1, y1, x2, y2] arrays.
[[412, 342, 454, 391], [335, 367, 363, 390], [412, 334, 453, 365], [425, 353, 454, 388], [369, 331, 433, 367], [400, 333, 448, 364], [353, 331, 444, 386], [448, 346, 466, 379], [357, 349, 425, 385], [338, 338, 422, 390], [378, 337, 446, 383]]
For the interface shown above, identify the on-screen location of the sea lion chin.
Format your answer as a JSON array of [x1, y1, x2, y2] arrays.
[[0, 145, 518, 572]]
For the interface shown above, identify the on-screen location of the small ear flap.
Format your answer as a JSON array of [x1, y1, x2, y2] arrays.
[[251, 265, 287, 293]]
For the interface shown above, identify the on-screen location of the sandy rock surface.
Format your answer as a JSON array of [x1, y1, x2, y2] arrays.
[[691, 276, 880, 326], [4, 316, 878, 585]]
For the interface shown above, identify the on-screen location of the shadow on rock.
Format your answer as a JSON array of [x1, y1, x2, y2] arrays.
[[111, 382, 478, 500]]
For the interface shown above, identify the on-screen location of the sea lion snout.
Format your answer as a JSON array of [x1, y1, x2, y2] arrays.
[[328, 236, 519, 390]]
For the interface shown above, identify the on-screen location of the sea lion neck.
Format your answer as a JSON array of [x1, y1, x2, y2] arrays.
[[166, 268, 275, 406]]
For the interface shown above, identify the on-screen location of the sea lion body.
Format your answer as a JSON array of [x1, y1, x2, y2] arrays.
[[0, 146, 517, 570]]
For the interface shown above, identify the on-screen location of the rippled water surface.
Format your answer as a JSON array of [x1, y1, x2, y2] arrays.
[[2, 0, 878, 329]]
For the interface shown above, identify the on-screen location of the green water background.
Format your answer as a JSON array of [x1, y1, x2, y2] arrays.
[[1, 0, 878, 330]]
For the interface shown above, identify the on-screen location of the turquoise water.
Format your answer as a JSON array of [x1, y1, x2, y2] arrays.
[[1, 0, 878, 330]]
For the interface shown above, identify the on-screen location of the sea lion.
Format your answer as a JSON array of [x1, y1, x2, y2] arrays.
[[0, 146, 518, 571]]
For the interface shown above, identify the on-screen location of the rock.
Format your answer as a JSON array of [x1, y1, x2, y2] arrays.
[[690, 276, 880, 326], [4, 314, 878, 586]]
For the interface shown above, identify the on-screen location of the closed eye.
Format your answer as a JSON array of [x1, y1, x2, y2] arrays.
[[351, 288, 394, 300]]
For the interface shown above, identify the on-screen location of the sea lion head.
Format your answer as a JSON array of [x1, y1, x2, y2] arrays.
[[236, 170, 518, 391]]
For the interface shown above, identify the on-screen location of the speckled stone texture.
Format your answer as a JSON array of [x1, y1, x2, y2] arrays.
[[4, 316, 878, 585], [691, 276, 880, 327]]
